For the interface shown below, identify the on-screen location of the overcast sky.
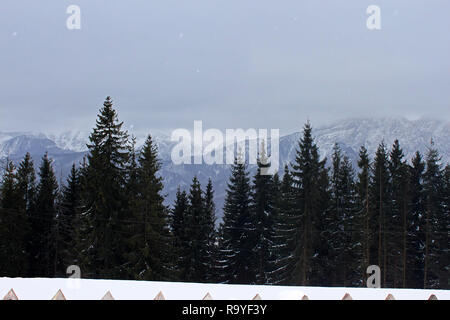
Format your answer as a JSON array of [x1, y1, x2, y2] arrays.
[[0, 0, 449, 135]]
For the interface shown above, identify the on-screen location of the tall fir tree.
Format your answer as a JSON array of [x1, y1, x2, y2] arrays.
[[184, 176, 204, 281], [16, 152, 36, 215], [127, 135, 172, 281], [182, 176, 216, 283], [422, 142, 446, 288], [250, 143, 276, 284], [355, 146, 372, 285], [30, 153, 59, 277], [388, 140, 409, 287], [171, 187, 189, 280], [219, 154, 255, 284], [203, 178, 219, 283], [55, 163, 82, 276], [271, 165, 297, 284], [370, 142, 390, 287], [407, 151, 426, 288], [16, 152, 37, 277], [0, 160, 29, 276], [327, 144, 359, 286], [290, 122, 329, 286], [81, 96, 130, 278]]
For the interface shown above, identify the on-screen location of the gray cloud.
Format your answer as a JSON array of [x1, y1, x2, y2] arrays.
[[0, 0, 449, 135]]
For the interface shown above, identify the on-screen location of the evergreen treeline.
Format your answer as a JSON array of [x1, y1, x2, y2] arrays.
[[0, 97, 448, 289]]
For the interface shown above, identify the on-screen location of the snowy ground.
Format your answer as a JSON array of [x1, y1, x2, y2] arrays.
[[1, 278, 448, 300]]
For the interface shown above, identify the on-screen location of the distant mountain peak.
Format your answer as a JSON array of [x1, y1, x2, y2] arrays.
[[2, 117, 449, 219]]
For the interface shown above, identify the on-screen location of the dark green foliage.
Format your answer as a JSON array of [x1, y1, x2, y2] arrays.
[[369, 142, 390, 287], [126, 135, 172, 281], [0, 160, 29, 276], [327, 144, 359, 286], [443, 165, 450, 289], [1, 111, 449, 289], [203, 179, 219, 283], [387, 140, 409, 288], [271, 166, 298, 284], [171, 177, 218, 283], [250, 149, 277, 284], [355, 146, 371, 285], [219, 155, 255, 284], [423, 143, 447, 289], [16, 152, 36, 277], [184, 177, 205, 281], [55, 163, 82, 276], [16, 153, 36, 214], [29, 153, 59, 277], [290, 122, 330, 286], [407, 152, 426, 288], [171, 187, 189, 277], [81, 96, 131, 278]]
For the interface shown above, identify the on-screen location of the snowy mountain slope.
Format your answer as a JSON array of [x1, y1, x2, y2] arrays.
[[45, 131, 90, 152], [313, 117, 450, 166], [1, 117, 449, 219], [1, 277, 448, 300]]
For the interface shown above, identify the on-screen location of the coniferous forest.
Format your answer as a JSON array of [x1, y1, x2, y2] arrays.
[[0, 97, 448, 289]]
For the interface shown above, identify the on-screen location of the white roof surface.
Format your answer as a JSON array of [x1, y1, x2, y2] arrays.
[[1, 277, 448, 300]]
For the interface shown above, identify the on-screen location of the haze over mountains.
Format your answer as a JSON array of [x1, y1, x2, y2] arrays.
[[2, 117, 449, 219]]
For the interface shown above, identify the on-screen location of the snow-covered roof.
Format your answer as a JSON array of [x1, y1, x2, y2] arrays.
[[1, 278, 448, 300]]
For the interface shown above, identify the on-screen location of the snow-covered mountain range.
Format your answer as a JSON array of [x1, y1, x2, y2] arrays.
[[1, 117, 449, 219]]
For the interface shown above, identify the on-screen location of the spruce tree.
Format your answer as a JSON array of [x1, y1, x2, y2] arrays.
[[219, 154, 255, 284], [268, 171, 281, 283], [203, 178, 218, 283], [0, 160, 29, 276], [388, 140, 409, 287], [171, 187, 189, 280], [81, 96, 130, 278], [184, 177, 204, 281], [127, 135, 172, 281], [271, 165, 297, 285], [327, 144, 344, 286], [327, 144, 359, 286], [290, 122, 329, 286], [341, 155, 361, 286], [56, 163, 82, 276], [407, 151, 426, 288], [370, 142, 390, 287], [182, 176, 216, 283], [16, 152, 36, 215], [30, 153, 59, 277], [250, 144, 276, 284], [423, 142, 446, 288], [123, 136, 139, 279], [355, 146, 372, 285], [16, 153, 37, 277]]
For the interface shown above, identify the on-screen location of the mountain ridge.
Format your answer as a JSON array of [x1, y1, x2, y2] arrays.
[[2, 117, 449, 219]]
